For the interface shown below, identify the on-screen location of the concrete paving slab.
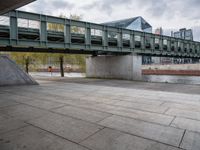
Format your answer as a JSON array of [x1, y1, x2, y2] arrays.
[[80, 96, 121, 104], [166, 108, 200, 121], [81, 128, 181, 150], [0, 104, 49, 121], [15, 90, 86, 101], [16, 99, 67, 110], [28, 113, 104, 143], [171, 117, 200, 133], [114, 96, 164, 106], [0, 126, 88, 150], [162, 102, 200, 112], [2, 93, 38, 102], [1, 77, 200, 149], [0, 99, 19, 108], [180, 131, 200, 150], [114, 101, 168, 113], [62, 99, 100, 106], [99, 115, 184, 147], [0, 118, 28, 134], [0, 115, 5, 121], [8, 91, 69, 102], [52, 105, 112, 123], [74, 103, 174, 125], [0, 114, 10, 121]]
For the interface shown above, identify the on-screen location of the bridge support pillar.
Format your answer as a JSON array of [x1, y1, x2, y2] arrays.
[[86, 54, 142, 81]]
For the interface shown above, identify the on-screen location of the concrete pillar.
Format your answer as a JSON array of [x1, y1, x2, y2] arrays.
[[86, 54, 142, 81]]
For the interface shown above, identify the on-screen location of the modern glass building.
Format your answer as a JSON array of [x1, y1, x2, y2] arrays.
[[174, 28, 193, 41], [103, 17, 152, 64], [157, 28, 197, 65], [155, 27, 163, 35], [102, 17, 152, 33]]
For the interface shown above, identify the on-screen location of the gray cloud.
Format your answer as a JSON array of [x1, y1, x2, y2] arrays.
[[192, 26, 200, 41], [145, 0, 168, 17], [81, 0, 132, 15], [22, 0, 200, 20], [20, 0, 75, 14], [179, 0, 200, 20], [137, 0, 200, 21], [51, 0, 74, 10], [135, 0, 174, 19], [19, 0, 200, 41]]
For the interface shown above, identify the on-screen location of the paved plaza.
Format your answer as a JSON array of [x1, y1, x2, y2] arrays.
[[1, 77, 200, 150]]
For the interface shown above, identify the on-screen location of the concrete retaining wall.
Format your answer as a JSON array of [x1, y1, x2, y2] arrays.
[[143, 64, 200, 71], [142, 64, 200, 76], [142, 70, 200, 76]]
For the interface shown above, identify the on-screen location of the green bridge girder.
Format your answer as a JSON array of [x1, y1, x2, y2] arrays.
[[0, 10, 200, 58]]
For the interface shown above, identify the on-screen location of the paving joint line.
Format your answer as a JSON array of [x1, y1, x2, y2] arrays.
[[79, 127, 106, 144], [25, 122, 92, 150], [163, 107, 170, 114], [178, 129, 186, 148], [169, 116, 176, 126], [0, 124, 30, 136]]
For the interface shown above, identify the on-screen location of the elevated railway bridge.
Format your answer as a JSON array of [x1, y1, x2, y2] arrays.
[[0, 10, 200, 80], [0, 10, 199, 58]]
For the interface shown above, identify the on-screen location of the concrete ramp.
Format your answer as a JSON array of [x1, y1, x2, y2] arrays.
[[0, 55, 38, 86]]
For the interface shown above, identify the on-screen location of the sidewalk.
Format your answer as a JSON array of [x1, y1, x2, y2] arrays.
[[0, 78, 200, 150]]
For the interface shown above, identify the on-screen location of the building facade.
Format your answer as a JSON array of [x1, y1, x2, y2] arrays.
[[174, 28, 193, 41], [103, 17, 152, 33], [155, 27, 163, 35]]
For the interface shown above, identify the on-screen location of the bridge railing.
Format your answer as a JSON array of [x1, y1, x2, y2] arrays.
[[0, 10, 200, 57]]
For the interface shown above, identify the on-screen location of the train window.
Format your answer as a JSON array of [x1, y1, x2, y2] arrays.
[[163, 39, 167, 45], [91, 29, 102, 36], [71, 26, 85, 34], [123, 34, 130, 40], [0, 16, 9, 26], [108, 31, 117, 38], [145, 38, 151, 48], [135, 35, 141, 41], [155, 38, 159, 44], [18, 18, 40, 29]]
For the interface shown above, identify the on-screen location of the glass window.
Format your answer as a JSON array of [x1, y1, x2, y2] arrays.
[[145, 38, 150, 43], [18, 18, 40, 29], [174, 32, 181, 38], [178, 42, 181, 47], [71, 26, 85, 34], [91, 29, 102, 36]]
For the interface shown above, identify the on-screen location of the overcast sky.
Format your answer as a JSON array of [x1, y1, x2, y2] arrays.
[[20, 0, 200, 40]]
